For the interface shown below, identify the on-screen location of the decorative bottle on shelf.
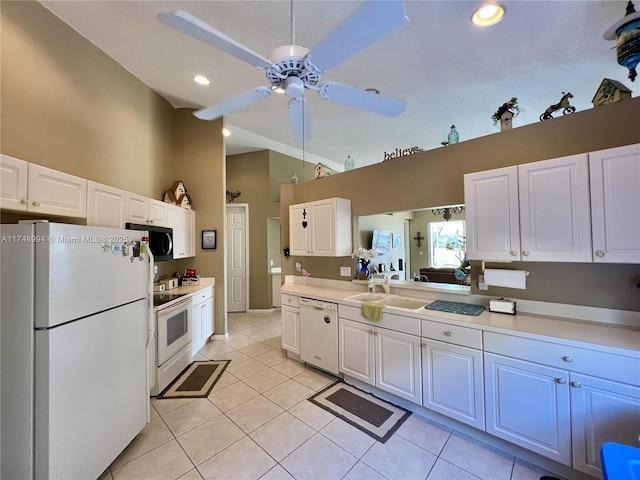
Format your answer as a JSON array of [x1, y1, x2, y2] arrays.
[[448, 125, 459, 144], [344, 155, 355, 171]]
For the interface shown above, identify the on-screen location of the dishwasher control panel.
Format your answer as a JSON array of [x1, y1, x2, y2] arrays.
[[300, 297, 337, 310]]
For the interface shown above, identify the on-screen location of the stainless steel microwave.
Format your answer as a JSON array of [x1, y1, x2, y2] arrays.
[[125, 223, 173, 261]]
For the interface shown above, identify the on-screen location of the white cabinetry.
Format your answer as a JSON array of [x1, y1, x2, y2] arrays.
[[125, 193, 168, 226], [484, 352, 572, 465], [281, 294, 301, 354], [338, 307, 422, 404], [465, 153, 591, 262], [86, 181, 126, 228], [167, 205, 195, 259], [192, 287, 214, 355], [289, 198, 352, 256], [589, 143, 640, 264], [484, 331, 640, 476], [0, 155, 87, 217], [421, 320, 484, 429]]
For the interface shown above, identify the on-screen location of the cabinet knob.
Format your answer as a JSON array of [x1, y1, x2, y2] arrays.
[[510, 250, 518, 256], [443, 331, 452, 336], [368, 330, 374, 335], [571, 381, 582, 388], [556, 378, 566, 384], [420, 343, 426, 348], [595, 250, 605, 257], [522, 251, 530, 256], [20, 199, 28, 204], [373, 331, 379, 336], [32, 201, 40, 206], [562, 356, 573, 362]]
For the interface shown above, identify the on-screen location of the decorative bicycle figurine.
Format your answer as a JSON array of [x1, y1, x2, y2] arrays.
[[540, 92, 576, 120]]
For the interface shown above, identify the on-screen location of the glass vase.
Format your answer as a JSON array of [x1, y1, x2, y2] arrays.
[[358, 261, 370, 280]]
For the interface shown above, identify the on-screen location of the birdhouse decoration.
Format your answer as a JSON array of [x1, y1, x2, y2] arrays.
[[592, 78, 633, 107], [163, 180, 193, 209], [491, 97, 521, 131], [314, 163, 334, 178], [604, 1, 640, 82]]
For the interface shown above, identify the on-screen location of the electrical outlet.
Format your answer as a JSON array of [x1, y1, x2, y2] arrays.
[[340, 266, 351, 277], [295, 262, 302, 272]]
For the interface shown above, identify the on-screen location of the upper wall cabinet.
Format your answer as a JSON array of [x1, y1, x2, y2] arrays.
[[125, 193, 168, 226], [289, 198, 352, 257], [1, 155, 87, 218], [465, 153, 591, 262], [167, 204, 195, 259], [86, 181, 126, 228], [465, 144, 640, 264], [589, 144, 640, 264]]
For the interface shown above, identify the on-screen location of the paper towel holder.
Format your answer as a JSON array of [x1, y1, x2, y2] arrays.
[[480, 260, 529, 277]]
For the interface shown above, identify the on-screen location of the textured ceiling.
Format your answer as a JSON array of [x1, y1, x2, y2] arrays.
[[40, 1, 636, 170]]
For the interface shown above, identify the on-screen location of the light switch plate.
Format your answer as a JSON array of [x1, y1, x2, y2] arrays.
[[340, 266, 351, 277], [295, 262, 302, 272]]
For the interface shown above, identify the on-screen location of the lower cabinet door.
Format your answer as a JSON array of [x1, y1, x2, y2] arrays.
[[484, 353, 572, 465], [281, 305, 300, 354], [570, 372, 640, 478], [422, 338, 484, 429], [376, 327, 422, 404], [338, 318, 374, 386], [192, 301, 204, 356]]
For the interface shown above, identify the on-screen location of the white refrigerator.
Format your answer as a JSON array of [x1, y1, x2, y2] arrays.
[[1, 222, 150, 479]]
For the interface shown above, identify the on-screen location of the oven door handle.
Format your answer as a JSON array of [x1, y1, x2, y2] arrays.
[[158, 297, 192, 315]]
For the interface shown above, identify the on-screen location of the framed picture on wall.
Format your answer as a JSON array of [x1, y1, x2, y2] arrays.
[[202, 230, 217, 250]]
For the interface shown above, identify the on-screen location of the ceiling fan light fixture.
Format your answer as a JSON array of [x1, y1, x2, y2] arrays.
[[471, 2, 505, 27], [271, 85, 286, 94], [193, 74, 210, 85]]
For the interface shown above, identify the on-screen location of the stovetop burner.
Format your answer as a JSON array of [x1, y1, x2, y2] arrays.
[[153, 292, 187, 307]]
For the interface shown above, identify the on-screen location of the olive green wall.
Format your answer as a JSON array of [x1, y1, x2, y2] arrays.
[[171, 111, 226, 334], [1, 2, 228, 332], [0, 1, 175, 199], [281, 98, 640, 312], [227, 150, 317, 309], [226, 151, 278, 309]]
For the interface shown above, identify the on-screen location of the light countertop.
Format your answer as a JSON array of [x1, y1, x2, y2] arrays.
[[281, 279, 640, 356]]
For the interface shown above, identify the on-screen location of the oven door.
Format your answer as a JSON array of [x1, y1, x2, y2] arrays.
[[156, 297, 192, 366]]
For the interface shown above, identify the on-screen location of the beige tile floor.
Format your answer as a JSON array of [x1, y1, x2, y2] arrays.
[[101, 311, 564, 480]]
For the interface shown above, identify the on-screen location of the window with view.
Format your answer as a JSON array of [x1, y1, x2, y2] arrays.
[[429, 220, 465, 268]]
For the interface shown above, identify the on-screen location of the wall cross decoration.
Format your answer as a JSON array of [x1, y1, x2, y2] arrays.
[[413, 231, 424, 247]]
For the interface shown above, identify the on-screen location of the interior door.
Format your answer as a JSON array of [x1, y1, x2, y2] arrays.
[[226, 205, 248, 312]]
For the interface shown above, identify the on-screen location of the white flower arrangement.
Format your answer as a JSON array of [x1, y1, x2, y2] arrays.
[[352, 246, 377, 265]]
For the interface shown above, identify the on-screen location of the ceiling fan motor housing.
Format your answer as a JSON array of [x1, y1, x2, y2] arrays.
[[266, 45, 320, 89]]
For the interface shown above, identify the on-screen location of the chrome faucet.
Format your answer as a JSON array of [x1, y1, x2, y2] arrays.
[[368, 276, 391, 294]]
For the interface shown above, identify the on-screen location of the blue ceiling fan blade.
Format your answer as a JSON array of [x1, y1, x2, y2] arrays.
[[158, 10, 277, 70], [194, 87, 273, 120], [304, 0, 408, 74], [319, 82, 406, 117]]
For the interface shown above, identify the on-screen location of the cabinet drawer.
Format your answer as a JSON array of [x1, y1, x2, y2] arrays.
[[192, 287, 212, 305], [338, 304, 420, 336], [421, 320, 482, 349], [282, 294, 300, 308], [484, 331, 640, 385]]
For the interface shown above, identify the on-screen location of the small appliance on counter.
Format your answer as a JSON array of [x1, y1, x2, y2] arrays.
[[159, 278, 178, 290], [153, 283, 165, 292], [489, 298, 517, 315], [182, 268, 200, 286]]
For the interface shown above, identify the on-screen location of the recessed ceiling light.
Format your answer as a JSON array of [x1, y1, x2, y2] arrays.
[[222, 128, 231, 137], [193, 75, 210, 85], [471, 2, 505, 27]]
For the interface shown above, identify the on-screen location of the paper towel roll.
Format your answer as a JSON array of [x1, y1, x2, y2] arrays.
[[484, 269, 527, 289]]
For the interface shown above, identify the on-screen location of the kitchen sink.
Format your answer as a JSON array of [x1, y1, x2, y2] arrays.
[[346, 293, 427, 311], [379, 296, 427, 310], [346, 293, 386, 303]]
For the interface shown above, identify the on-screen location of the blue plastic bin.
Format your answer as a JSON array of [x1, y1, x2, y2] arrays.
[[601, 442, 640, 480]]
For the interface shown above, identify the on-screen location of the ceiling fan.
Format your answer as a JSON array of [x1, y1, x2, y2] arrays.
[[158, 1, 408, 142]]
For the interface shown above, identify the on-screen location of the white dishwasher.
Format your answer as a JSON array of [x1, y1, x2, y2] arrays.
[[299, 297, 339, 375]]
